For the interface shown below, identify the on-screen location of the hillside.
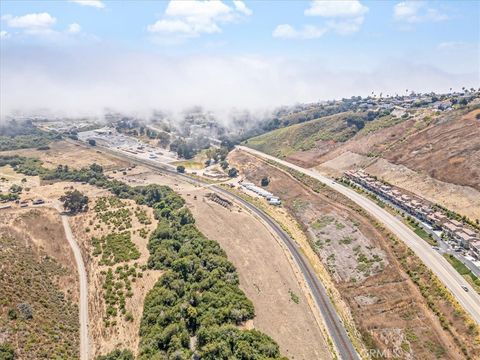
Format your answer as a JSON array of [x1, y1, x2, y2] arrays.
[[0, 208, 79, 359], [383, 108, 480, 191], [244, 104, 480, 220], [245, 111, 375, 158]]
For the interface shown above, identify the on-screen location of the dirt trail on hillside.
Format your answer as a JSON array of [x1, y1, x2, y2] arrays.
[[54, 203, 90, 360]]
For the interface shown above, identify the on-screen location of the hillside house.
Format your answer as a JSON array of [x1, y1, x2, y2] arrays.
[[456, 231, 474, 249], [443, 222, 460, 238], [470, 240, 480, 260]]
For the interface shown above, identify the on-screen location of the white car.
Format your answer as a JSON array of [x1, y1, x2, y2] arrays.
[[461, 286, 469, 292]]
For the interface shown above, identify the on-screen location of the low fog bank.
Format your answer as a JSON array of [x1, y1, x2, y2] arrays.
[[1, 45, 477, 123]]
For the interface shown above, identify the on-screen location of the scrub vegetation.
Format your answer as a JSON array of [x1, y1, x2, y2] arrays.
[[0, 236, 79, 359], [0, 120, 59, 151], [245, 112, 382, 158], [92, 232, 140, 266]]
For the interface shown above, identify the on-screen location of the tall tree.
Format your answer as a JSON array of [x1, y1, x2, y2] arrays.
[[60, 190, 89, 214]]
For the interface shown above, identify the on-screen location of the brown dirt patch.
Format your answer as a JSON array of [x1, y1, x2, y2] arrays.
[[462, 108, 480, 121], [383, 116, 480, 192]]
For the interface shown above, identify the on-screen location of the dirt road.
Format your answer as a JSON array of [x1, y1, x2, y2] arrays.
[[238, 145, 480, 325], [55, 203, 90, 360]]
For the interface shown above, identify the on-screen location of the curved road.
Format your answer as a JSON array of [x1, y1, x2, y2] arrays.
[[214, 186, 360, 360], [238, 146, 480, 325], [54, 203, 89, 360], [93, 145, 359, 360]]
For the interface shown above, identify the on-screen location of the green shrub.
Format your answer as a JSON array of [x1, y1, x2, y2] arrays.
[[0, 343, 15, 360], [96, 349, 134, 360]]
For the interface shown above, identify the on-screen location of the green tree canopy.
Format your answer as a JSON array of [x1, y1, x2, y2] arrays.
[[60, 190, 89, 214]]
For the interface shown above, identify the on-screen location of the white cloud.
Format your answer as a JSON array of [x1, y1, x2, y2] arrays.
[[67, 23, 82, 34], [233, 1, 252, 16], [2, 12, 56, 28], [69, 0, 105, 9], [305, 0, 368, 17], [0, 30, 9, 39], [438, 41, 462, 49], [394, 1, 448, 23], [326, 16, 364, 35], [1, 13, 88, 40], [148, 0, 252, 40], [273, 24, 327, 40], [276, 0, 368, 39], [148, 19, 200, 36]]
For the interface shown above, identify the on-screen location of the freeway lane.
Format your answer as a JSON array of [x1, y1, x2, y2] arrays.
[[238, 146, 480, 325], [89, 144, 360, 360]]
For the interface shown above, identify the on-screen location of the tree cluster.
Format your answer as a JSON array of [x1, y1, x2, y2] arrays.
[[170, 139, 196, 159], [138, 190, 283, 359]]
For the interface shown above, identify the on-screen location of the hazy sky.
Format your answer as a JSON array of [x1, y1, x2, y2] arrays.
[[1, 0, 479, 119]]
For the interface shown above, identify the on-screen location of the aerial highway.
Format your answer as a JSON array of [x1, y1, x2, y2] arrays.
[[237, 145, 480, 325], [88, 142, 360, 360]]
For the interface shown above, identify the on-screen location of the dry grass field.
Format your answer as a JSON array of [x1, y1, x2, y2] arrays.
[[245, 107, 480, 222], [1, 140, 128, 170]]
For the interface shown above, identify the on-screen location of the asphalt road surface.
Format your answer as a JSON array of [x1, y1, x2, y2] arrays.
[[92, 144, 360, 360], [238, 146, 480, 325]]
